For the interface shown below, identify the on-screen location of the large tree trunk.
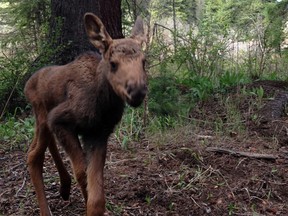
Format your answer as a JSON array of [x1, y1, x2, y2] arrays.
[[50, 0, 123, 65], [99, 0, 123, 39]]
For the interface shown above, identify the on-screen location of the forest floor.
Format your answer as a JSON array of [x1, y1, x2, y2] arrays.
[[1, 80, 288, 216]]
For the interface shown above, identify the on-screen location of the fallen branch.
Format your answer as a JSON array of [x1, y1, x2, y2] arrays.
[[206, 147, 278, 160]]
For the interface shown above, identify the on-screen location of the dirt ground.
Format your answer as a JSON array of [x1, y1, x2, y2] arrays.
[[1, 80, 288, 216]]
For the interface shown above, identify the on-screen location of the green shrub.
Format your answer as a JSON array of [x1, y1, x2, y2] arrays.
[[149, 75, 182, 116]]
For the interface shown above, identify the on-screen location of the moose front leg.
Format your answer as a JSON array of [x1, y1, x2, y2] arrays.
[[48, 104, 88, 201], [83, 136, 108, 216], [48, 140, 71, 200]]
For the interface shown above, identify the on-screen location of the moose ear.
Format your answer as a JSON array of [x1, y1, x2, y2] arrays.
[[130, 16, 146, 46], [84, 13, 113, 54]]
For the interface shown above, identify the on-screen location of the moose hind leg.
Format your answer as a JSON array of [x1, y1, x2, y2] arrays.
[[27, 122, 52, 216], [48, 139, 71, 200]]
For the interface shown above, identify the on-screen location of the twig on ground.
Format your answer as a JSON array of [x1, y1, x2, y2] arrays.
[[206, 147, 278, 160], [106, 158, 137, 166], [190, 196, 201, 208], [214, 168, 235, 199], [16, 177, 26, 197], [10, 163, 23, 171], [235, 158, 247, 169], [196, 135, 213, 140]]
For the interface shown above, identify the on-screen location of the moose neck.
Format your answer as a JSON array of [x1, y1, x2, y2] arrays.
[[78, 62, 125, 137]]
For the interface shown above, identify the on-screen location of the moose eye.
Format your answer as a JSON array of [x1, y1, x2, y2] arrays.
[[110, 61, 118, 72]]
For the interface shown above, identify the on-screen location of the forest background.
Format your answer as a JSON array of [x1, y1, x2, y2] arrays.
[[0, 0, 287, 137]]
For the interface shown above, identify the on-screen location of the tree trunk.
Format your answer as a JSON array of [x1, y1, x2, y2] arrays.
[[50, 0, 97, 64], [99, 0, 123, 39], [50, 0, 123, 65], [172, 0, 177, 52]]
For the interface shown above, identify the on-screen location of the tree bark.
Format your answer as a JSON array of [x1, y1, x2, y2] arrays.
[[99, 0, 123, 39], [50, 0, 97, 64], [50, 0, 123, 65]]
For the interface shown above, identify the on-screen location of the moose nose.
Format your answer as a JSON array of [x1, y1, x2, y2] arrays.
[[126, 83, 147, 107]]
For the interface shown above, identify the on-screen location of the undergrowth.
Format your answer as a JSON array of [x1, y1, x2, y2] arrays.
[[0, 115, 34, 151]]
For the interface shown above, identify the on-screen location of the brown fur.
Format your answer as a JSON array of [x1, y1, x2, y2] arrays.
[[24, 13, 147, 216]]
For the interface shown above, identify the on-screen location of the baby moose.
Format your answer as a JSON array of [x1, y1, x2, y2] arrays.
[[24, 13, 147, 216]]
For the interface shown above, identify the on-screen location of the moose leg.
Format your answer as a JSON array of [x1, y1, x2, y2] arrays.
[[48, 106, 88, 201], [48, 139, 71, 200], [27, 115, 52, 216], [53, 128, 87, 201], [84, 136, 108, 216]]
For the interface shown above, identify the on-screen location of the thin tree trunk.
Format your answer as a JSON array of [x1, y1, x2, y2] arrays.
[[172, 0, 177, 52]]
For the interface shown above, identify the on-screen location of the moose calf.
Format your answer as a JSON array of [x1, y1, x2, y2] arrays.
[[24, 13, 147, 216]]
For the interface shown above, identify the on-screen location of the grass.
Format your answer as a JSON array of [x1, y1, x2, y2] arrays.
[[106, 201, 123, 215], [0, 115, 34, 151], [114, 107, 145, 149]]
